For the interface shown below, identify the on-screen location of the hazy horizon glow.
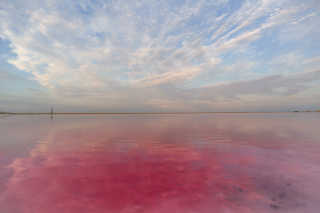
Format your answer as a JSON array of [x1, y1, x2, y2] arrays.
[[1, 0, 320, 112]]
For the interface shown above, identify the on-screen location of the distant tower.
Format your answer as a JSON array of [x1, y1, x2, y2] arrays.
[[50, 107, 54, 119]]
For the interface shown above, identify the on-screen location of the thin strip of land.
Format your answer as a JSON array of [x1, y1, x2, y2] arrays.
[[1, 111, 319, 115]]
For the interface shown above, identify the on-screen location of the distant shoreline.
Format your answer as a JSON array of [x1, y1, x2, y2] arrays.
[[1, 111, 319, 115]]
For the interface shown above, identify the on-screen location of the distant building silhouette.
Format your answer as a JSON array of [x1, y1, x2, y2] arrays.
[[50, 107, 54, 119]]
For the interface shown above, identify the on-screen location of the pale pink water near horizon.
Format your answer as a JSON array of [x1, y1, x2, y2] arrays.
[[0, 113, 320, 213]]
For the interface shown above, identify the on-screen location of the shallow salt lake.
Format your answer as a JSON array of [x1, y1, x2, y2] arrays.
[[0, 113, 320, 213]]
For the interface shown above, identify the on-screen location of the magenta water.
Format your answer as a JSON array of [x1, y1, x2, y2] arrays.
[[0, 113, 320, 213]]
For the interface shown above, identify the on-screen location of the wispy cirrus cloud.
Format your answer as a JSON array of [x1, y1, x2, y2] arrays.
[[0, 0, 319, 112]]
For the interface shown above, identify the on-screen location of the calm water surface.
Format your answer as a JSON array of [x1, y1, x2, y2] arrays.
[[0, 113, 320, 213]]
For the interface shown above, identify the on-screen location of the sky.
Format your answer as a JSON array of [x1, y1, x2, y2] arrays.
[[0, 0, 320, 112]]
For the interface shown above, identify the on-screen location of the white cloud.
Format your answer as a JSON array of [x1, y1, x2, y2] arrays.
[[303, 56, 320, 65], [0, 0, 319, 111]]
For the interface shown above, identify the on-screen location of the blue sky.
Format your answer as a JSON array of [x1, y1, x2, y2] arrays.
[[0, 0, 320, 112]]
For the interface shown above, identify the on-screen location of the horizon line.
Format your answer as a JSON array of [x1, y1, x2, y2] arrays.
[[1, 111, 319, 115]]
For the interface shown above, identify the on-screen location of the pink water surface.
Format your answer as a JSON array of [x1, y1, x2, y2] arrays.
[[0, 113, 320, 213]]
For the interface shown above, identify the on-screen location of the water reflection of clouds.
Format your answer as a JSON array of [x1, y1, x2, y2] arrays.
[[1, 114, 320, 212]]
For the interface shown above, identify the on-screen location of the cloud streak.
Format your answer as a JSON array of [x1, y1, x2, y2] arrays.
[[0, 0, 319, 112]]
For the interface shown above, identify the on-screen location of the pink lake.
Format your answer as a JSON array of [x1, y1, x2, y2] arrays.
[[0, 113, 320, 213]]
